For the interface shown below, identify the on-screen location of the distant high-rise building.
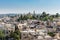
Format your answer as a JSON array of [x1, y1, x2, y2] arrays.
[[33, 11, 35, 14]]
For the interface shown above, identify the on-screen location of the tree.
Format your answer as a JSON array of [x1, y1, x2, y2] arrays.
[[10, 31, 21, 40], [10, 24, 21, 40], [56, 13, 59, 17], [32, 15, 36, 19], [49, 16, 53, 21], [10, 31, 20, 40], [10, 31, 14, 37], [0, 30, 5, 40], [48, 32, 55, 37], [17, 14, 24, 21], [42, 17, 47, 21], [42, 12, 47, 17]]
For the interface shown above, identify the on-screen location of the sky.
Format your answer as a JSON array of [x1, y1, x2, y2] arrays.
[[0, 0, 60, 14]]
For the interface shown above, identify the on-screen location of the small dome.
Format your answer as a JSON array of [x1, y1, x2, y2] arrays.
[[45, 35, 51, 39], [38, 36, 43, 39]]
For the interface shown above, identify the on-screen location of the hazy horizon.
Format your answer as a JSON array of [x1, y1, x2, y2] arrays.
[[0, 0, 60, 14]]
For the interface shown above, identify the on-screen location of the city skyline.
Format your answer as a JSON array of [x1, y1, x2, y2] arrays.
[[0, 0, 60, 14]]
